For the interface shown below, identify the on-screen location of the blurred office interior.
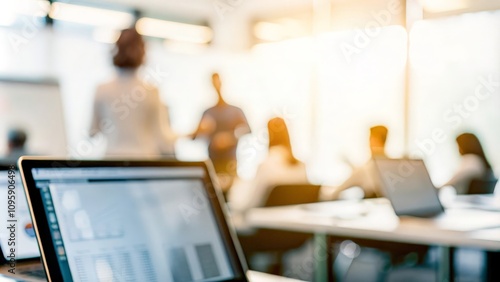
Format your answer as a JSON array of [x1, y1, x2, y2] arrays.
[[1, 0, 500, 281], [1, 0, 499, 188]]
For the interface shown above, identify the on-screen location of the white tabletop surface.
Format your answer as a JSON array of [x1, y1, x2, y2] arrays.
[[0, 269, 303, 282], [242, 198, 500, 251], [247, 270, 305, 282]]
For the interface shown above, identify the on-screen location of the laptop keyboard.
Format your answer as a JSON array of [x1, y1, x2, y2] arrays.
[[19, 268, 46, 279]]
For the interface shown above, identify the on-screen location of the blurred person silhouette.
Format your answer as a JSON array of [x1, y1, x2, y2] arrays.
[[442, 133, 496, 194], [4, 128, 28, 163], [192, 73, 250, 193], [228, 117, 308, 213], [326, 125, 389, 200], [90, 28, 175, 158]]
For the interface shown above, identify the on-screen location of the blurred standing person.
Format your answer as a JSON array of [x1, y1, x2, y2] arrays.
[[90, 28, 176, 158], [443, 133, 495, 194], [192, 73, 251, 193], [229, 117, 308, 213]]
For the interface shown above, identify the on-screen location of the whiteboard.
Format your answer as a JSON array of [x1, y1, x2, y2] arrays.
[[0, 78, 67, 157]]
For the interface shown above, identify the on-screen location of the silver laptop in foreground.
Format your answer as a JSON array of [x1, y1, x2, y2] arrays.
[[19, 158, 253, 282], [373, 159, 500, 231]]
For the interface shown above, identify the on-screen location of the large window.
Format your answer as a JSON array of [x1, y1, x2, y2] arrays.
[[314, 26, 407, 184], [409, 10, 500, 185]]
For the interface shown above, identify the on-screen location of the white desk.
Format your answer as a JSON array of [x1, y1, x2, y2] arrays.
[[247, 270, 305, 282], [241, 199, 500, 282], [0, 271, 303, 282]]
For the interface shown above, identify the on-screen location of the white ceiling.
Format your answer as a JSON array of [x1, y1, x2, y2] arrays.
[[99, 0, 500, 23], [91, 0, 500, 50], [99, 0, 313, 50], [102, 0, 312, 22]]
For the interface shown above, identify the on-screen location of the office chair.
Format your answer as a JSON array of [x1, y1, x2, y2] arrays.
[[237, 184, 320, 275], [467, 178, 498, 194]]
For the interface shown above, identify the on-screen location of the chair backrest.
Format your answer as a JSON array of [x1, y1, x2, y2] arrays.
[[240, 184, 320, 255], [263, 184, 320, 207], [468, 178, 498, 194]]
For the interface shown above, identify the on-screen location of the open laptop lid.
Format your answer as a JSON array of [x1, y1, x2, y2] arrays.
[[0, 164, 40, 262], [373, 159, 444, 217], [19, 158, 248, 282]]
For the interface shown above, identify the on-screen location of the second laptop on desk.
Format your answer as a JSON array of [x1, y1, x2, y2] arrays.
[[373, 158, 500, 231]]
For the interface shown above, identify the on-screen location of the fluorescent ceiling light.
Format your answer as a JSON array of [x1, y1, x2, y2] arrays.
[[136, 17, 212, 44], [50, 2, 133, 29]]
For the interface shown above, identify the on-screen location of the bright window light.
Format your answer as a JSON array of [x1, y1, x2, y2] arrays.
[[0, 10, 16, 26], [0, 0, 50, 26], [419, 0, 468, 13], [254, 22, 285, 42], [163, 39, 208, 55], [93, 28, 120, 44], [254, 18, 309, 42], [136, 17, 213, 44], [50, 2, 133, 29]]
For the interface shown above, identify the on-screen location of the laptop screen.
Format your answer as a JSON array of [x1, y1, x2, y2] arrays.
[[28, 164, 240, 281], [374, 159, 444, 217], [0, 168, 40, 260]]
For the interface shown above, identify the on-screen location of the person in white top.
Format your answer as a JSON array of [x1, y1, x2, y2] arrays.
[[443, 133, 495, 194], [90, 28, 176, 158], [229, 117, 308, 213]]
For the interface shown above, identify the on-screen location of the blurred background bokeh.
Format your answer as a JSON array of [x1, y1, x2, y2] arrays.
[[1, 0, 499, 188]]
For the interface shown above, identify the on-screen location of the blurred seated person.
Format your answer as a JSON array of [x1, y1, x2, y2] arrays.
[[90, 28, 176, 158], [228, 117, 308, 213], [442, 133, 495, 194], [4, 128, 28, 163], [192, 73, 250, 193], [326, 125, 388, 200]]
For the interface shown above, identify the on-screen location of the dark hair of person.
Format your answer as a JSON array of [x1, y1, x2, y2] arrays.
[[8, 128, 27, 148], [370, 125, 388, 145], [456, 133, 492, 169], [268, 117, 298, 165], [113, 28, 145, 69]]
